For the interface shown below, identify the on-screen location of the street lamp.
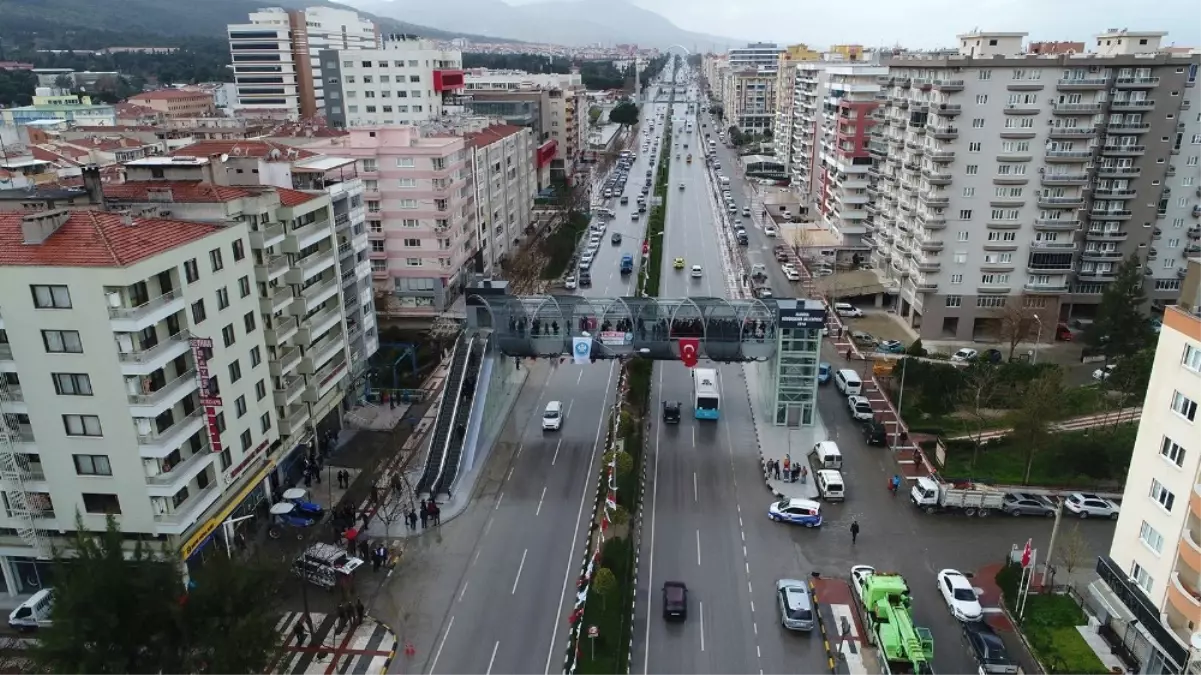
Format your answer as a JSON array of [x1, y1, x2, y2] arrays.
[[892, 356, 909, 450], [1032, 315, 1044, 364]]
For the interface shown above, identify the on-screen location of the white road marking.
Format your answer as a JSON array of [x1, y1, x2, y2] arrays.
[[699, 600, 706, 652], [750, 600, 756, 613], [693, 472, 698, 502], [552, 438, 562, 466], [567, 399, 574, 417], [484, 517, 493, 536], [506, 468, 513, 482], [696, 529, 702, 566], [494, 493, 504, 511], [691, 426, 696, 447], [516, 444, 523, 460], [536, 486, 547, 516], [472, 549, 481, 565], [753, 622, 758, 636], [642, 365, 665, 674], [486, 641, 500, 675], [512, 549, 528, 594], [458, 580, 469, 602], [577, 371, 583, 385], [429, 615, 454, 674]]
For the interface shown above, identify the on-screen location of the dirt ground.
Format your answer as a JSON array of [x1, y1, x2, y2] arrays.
[[839, 310, 917, 345]]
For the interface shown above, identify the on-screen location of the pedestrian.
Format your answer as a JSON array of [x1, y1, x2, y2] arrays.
[[303, 469, 312, 488], [355, 597, 366, 625], [391, 473, 403, 496], [419, 507, 429, 529], [782, 456, 791, 482], [850, 520, 860, 544], [432, 503, 441, 526], [358, 537, 370, 561], [791, 464, 800, 483], [336, 602, 349, 633], [376, 543, 388, 570], [407, 508, 418, 530], [799, 465, 808, 484], [845, 347, 853, 360], [773, 459, 781, 481], [313, 465, 322, 485], [293, 621, 306, 647], [361, 509, 371, 529], [372, 546, 383, 572]]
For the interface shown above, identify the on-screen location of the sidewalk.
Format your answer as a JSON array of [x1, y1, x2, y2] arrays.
[[973, 562, 1044, 675], [811, 576, 874, 675], [271, 611, 399, 675], [740, 361, 820, 502]]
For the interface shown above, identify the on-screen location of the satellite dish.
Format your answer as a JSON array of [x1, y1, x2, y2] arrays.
[[219, 153, 229, 163]]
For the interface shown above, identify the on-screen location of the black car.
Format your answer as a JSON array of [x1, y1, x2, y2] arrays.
[[861, 419, 887, 446], [578, 271, 592, 287], [662, 581, 687, 620], [662, 401, 681, 423], [963, 621, 1018, 674]]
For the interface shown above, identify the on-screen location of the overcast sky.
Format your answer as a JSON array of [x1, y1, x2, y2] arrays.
[[503, 0, 1200, 49]]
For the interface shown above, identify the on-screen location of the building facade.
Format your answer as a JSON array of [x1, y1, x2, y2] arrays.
[[320, 36, 465, 129], [127, 90, 217, 119], [816, 65, 886, 247], [866, 30, 1199, 342], [465, 124, 538, 276], [463, 87, 583, 184]]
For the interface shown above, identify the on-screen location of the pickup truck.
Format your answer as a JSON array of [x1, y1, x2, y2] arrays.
[[620, 254, 634, 275], [910, 476, 1005, 517]]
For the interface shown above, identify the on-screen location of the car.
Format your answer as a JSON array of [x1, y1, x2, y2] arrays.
[[861, 418, 888, 446], [768, 497, 823, 527], [611, 232, 622, 245], [690, 265, 703, 278], [1001, 493, 1056, 517], [815, 362, 833, 386], [674, 257, 686, 269], [580, 254, 594, 267], [728, 204, 737, 213], [937, 569, 983, 622], [578, 271, 592, 287], [834, 302, 862, 318], [764, 225, 778, 237], [812, 267, 834, 277], [951, 347, 979, 362], [776, 579, 816, 631], [631, 212, 640, 221], [876, 339, 905, 354], [963, 621, 1019, 674], [662, 581, 688, 620], [754, 285, 773, 298], [847, 395, 874, 421], [662, 401, 682, 423], [742, 207, 751, 217], [1064, 492, 1120, 519], [564, 275, 577, 290], [1092, 364, 1117, 381], [781, 268, 801, 282], [542, 401, 564, 431], [850, 330, 876, 345], [981, 348, 1004, 364]]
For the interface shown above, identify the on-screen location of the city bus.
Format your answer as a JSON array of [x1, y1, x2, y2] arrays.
[[692, 368, 720, 420]]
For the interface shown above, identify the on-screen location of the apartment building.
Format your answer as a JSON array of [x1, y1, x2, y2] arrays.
[[1092, 266, 1201, 674], [127, 90, 217, 119], [0, 207, 276, 590], [465, 124, 538, 275], [228, 6, 379, 120], [866, 30, 1199, 343], [702, 54, 729, 104], [772, 45, 821, 177], [463, 68, 585, 93], [320, 36, 465, 129], [305, 126, 476, 320], [464, 85, 585, 185], [815, 65, 887, 245]]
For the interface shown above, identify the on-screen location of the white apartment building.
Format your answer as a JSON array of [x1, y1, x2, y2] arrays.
[[0, 207, 276, 590], [816, 65, 888, 246], [465, 124, 538, 276], [228, 6, 379, 119], [728, 43, 785, 71], [320, 36, 465, 129], [463, 68, 585, 93], [867, 30, 1199, 343], [725, 70, 778, 134], [1093, 270, 1201, 675]]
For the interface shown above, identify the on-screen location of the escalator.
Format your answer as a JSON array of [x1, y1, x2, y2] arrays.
[[432, 339, 486, 497], [416, 331, 473, 496]]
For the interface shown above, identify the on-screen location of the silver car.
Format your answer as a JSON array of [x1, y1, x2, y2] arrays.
[[776, 579, 815, 631]]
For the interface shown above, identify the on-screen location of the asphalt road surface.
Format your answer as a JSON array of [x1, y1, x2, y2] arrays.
[[384, 79, 673, 675]]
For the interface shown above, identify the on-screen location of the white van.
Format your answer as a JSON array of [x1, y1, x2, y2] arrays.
[[810, 441, 843, 470], [542, 401, 564, 431], [834, 369, 862, 396], [9, 588, 52, 631], [719, 176, 730, 187], [815, 469, 846, 502]]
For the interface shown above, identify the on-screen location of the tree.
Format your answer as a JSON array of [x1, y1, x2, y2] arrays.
[[30, 516, 281, 674], [1081, 253, 1156, 361], [591, 567, 617, 609], [998, 302, 1039, 361], [1009, 370, 1066, 484], [610, 505, 630, 527], [609, 100, 639, 128], [53, 74, 74, 89], [961, 364, 1002, 470], [588, 105, 603, 126], [603, 450, 634, 476], [1054, 523, 1090, 576]]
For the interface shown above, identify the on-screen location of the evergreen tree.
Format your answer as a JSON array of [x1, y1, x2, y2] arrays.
[[609, 100, 640, 128], [1081, 253, 1156, 361]]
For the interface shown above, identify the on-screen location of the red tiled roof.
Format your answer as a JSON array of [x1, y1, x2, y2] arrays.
[[0, 211, 222, 267], [69, 136, 148, 151], [30, 146, 82, 167], [464, 123, 527, 149], [115, 102, 160, 116], [276, 187, 318, 207], [170, 140, 319, 160], [103, 181, 257, 204]]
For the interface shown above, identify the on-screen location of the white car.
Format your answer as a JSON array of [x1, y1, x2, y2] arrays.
[[783, 268, 801, 282], [847, 395, 874, 421], [834, 302, 862, 318], [937, 569, 984, 622], [1092, 364, 1117, 381], [951, 348, 979, 362], [564, 275, 577, 290], [580, 254, 594, 267], [542, 401, 564, 431], [690, 265, 703, 278], [1064, 492, 1120, 519], [764, 225, 778, 237]]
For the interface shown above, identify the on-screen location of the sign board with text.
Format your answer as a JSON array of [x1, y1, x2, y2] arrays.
[[189, 337, 224, 454]]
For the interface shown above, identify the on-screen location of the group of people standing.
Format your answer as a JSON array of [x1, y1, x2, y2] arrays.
[[766, 456, 807, 484], [405, 499, 441, 530]]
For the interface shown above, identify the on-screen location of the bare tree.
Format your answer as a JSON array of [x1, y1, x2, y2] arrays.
[[962, 364, 1002, 470], [1055, 523, 1090, 576], [998, 302, 1040, 362], [1011, 370, 1066, 484]]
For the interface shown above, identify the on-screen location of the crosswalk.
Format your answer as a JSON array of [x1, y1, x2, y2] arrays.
[[272, 611, 398, 675]]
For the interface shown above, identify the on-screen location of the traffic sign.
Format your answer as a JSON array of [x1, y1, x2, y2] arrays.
[[587, 625, 599, 638]]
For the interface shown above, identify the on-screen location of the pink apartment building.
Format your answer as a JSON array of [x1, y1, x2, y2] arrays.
[[307, 126, 477, 318]]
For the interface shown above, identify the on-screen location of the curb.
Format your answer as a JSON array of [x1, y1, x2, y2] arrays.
[[375, 618, 401, 675], [809, 578, 839, 674], [737, 361, 781, 500]]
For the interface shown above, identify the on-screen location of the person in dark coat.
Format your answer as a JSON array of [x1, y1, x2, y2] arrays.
[[355, 597, 366, 625], [419, 507, 428, 529], [850, 520, 860, 544], [431, 503, 441, 526], [407, 509, 418, 530]]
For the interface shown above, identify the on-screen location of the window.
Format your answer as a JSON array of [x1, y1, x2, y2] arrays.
[[956, 231, 969, 241], [82, 493, 121, 515], [192, 299, 207, 324], [1171, 391, 1197, 421], [232, 238, 246, 262], [255, 379, 267, 401], [228, 359, 242, 383], [74, 454, 112, 476], [215, 412, 226, 434], [216, 287, 230, 311], [1161, 436, 1186, 467], [31, 285, 71, 309], [220, 448, 232, 471], [962, 187, 975, 197], [250, 346, 262, 368], [404, 238, 421, 248], [950, 274, 964, 283], [235, 395, 247, 418], [977, 297, 1007, 308], [968, 141, 982, 152], [975, 94, 988, 105], [399, 199, 418, 209], [398, 178, 416, 188], [945, 296, 961, 307], [953, 252, 968, 264], [243, 311, 256, 334], [184, 258, 200, 283], [1183, 344, 1201, 373], [1130, 561, 1153, 594], [971, 118, 985, 128], [222, 324, 236, 348], [958, 209, 973, 219], [63, 414, 102, 437], [1138, 521, 1164, 554], [405, 258, 422, 267], [260, 411, 272, 434], [42, 329, 83, 353], [396, 157, 415, 168], [1150, 479, 1176, 512], [209, 248, 224, 272], [240, 429, 252, 452], [965, 165, 979, 175], [238, 275, 251, 298], [53, 373, 93, 396]]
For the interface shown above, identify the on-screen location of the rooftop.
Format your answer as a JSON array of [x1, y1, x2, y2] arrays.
[[465, 123, 527, 148], [104, 180, 258, 204], [129, 90, 213, 101], [0, 210, 223, 268], [170, 139, 320, 161]]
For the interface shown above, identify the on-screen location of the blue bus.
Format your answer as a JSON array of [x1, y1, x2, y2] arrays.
[[693, 367, 720, 420]]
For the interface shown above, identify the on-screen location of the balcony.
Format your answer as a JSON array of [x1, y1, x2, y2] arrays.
[[0, 344, 10, 361], [270, 346, 302, 378], [1029, 240, 1079, 251], [1093, 188, 1136, 199], [1056, 77, 1108, 90], [931, 79, 964, 92], [334, 212, 351, 232], [1116, 76, 1160, 88], [1051, 102, 1104, 115], [1107, 122, 1150, 134], [928, 126, 958, 140], [260, 285, 295, 316], [313, 355, 349, 400], [301, 307, 342, 344], [1048, 127, 1097, 140], [144, 449, 216, 498], [916, 260, 941, 272], [285, 249, 337, 285], [1085, 229, 1128, 242], [919, 192, 950, 207], [108, 289, 187, 333], [1003, 103, 1040, 115], [1090, 209, 1133, 221], [1110, 99, 1155, 111], [1076, 269, 1118, 282], [917, 239, 944, 252], [1038, 196, 1085, 208], [1044, 150, 1093, 161], [255, 254, 290, 284], [273, 374, 306, 407], [923, 149, 954, 162], [1023, 282, 1070, 293], [1101, 144, 1146, 156], [1041, 173, 1090, 185], [277, 403, 312, 437], [1081, 248, 1124, 262], [933, 103, 961, 116], [136, 408, 206, 458], [1166, 573, 1201, 624], [302, 331, 345, 375], [1034, 218, 1080, 231], [116, 331, 192, 376], [265, 315, 299, 347], [154, 481, 221, 536], [299, 276, 339, 312], [128, 369, 198, 416], [249, 223, 286, 249], [922, 170, 952, 185]]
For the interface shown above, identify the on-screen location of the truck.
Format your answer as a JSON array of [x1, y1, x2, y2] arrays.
[[850, 565, 935, 675], [620, 254, 634, 275], [909, 475, 1005, 517]]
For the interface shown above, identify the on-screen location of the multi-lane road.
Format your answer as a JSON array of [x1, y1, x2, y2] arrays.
[[384, 79, 672, 675]]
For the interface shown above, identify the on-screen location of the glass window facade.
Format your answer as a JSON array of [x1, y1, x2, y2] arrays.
[[772, 327, 822, 427]]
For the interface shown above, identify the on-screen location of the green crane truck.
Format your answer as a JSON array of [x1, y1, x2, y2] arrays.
[[849, 565, 935, 675]]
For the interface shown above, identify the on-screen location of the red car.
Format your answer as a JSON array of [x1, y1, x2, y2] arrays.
[[1055, 323, 1073, 341]]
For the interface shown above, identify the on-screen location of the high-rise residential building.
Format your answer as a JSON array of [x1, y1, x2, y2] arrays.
[[463, 82, 586, 185], [305, 126, 476, 320], [0, 205, 275, 588], [228, 6, 379, 120], [319, 36, 465, 129], [772, 46, 821, 175], [465, 124, 538, 276], [728, 43, 786, 71], [815, 65, 888, 246], [1091, 262, 1200, 674], [866, 30, 1199, 343]]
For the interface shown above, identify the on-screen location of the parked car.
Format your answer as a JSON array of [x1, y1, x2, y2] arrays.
[[850, 331, 876, 345], [833, 302, 862, 318], [1092, 364, 1117, 381], [1001, 493, 1056, 518], [846, 395, 874, 421], [876, 339, 905, 354], [1064, 493, 1120, 519], [817, 362, 832, 385], [963, 621, 1019, 674], [861, 418, 888, 446], [951, 348, 979, 362], [937, 569, 983, 622]]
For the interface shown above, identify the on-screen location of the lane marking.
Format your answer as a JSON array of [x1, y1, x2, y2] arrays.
[[750, 601, 756, 613], [696, 529, 702, 566], [494, 493, 504, 511], [536, 486, 547, 516], [429, 615, 454, 675], [544, 361, 616, 675], [512, 549, 528, 595], [506, 468, 513, 482], [485, 517, 493, 536], [691, 426, 696, 447], [567, 399, 575, 418], [577, 371, 583, 385], [486, 641, 500, 675], [458, 580, 469, 602], [472, 549, 481, 566], [693, 472, 698, 503], [552, 438, 562, 466], [516, 444, 523, 460], [699, 600, 706, 652], [642, 365, 665, 674]]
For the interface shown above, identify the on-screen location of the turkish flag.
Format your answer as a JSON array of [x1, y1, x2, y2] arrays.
[[679, 338, 700, 368]]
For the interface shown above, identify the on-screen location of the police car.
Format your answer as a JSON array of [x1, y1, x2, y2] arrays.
[[767, 498, 823, 528]]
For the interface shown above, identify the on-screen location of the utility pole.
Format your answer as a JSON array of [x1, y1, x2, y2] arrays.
[[1040, 498, 1064, 586]]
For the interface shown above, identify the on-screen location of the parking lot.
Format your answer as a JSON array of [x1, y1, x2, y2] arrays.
[[839, 310, 916, 347]]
